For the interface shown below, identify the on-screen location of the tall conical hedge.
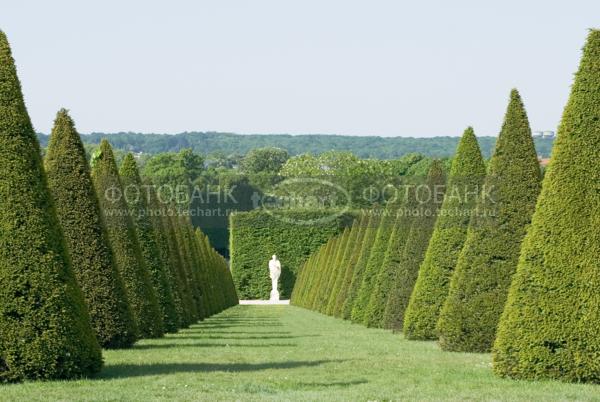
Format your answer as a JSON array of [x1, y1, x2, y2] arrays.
[[352, 206, 397, 324], [341, 213, 380, 319], [437, 89, 541, 352], [119, 154, 180, 333], [45, 110, 136, 348], [403, 127, 486, 340], [146, 184, 185, 328], [92, 140, 164, 338], [332, 214, 368, 317], [493, 31, 600, 382], [160, 205, 197, 326], [319, 228, 349, 313], [326, 220, 360, 315], [364, 192, 413, 328], [382, 160, 446, 331], [0, 32, 102, 382]]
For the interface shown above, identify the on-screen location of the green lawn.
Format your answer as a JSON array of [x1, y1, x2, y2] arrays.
[[3, 305, 598, 401]]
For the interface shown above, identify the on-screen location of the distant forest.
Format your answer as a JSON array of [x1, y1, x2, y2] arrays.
[[36, 132, 555, 159]]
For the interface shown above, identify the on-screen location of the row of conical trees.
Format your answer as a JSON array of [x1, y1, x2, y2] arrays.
[[292, 30, 600, 384], [0, 31, 238, 382]]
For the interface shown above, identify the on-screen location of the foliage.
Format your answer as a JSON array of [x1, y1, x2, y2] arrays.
[[437, 90, 541, 352], [403, 127, 486, 340], [230, 210, 355, 299], [142, 148, 204, 186], [382, 161, 446, 331], [37, 131, 556, 159], [92, 140, 164, 338], [493, 30, 600, 383], [341, 213, 381, 319], [45, 110, 137, 348], [351, 206, 396, 324], [0, 31, 102, 382], [120, 154, 180, 333], [240, 147, 289, 174]]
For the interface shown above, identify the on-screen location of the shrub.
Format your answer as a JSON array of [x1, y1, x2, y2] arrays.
[[120, 154, 180, 333], [363, 195, 414, 329], [403, 127, 486, 340], [493, 31, 600, 382], [341, 213, 381, 320], [45, 110, 137, 348], [352, 207, 397, 324], [382, 160, 446, 331], [92, 140, 164, 338], [146, 184, 185, 328], [0, 31, 102, 382], [230, 210, 355, 299], [437, 90, 541, 352], [331, 214, 369, 317], [325, 220, 361, 315]]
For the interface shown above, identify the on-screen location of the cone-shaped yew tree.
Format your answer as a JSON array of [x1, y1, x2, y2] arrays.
[[45, 110, 137, 348], [403, 127, 486, 340], [437, 89, 541, 352], [382, 160, 446, 331], [92, 140, 164, 338], [493, 30, 600, 383], [120, 154, 180, 333], [0, 31, 102, 382]]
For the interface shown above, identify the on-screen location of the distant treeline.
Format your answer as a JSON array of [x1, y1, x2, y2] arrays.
[[36, 132, 555, 159]]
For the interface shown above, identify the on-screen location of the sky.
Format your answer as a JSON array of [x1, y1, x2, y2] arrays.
[[1, 1, 599, 137]]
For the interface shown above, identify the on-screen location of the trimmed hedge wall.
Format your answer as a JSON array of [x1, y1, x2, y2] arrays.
[[230, 210, 355, 299]]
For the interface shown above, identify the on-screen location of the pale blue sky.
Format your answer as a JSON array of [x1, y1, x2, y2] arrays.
[[1, 1, 598, 136]]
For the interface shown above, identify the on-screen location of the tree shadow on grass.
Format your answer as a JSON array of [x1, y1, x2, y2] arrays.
[[170, 334, 306, 340], [99, 360, 345, 380], [294, 379, 369, 389], [132, 342, 298, 350]]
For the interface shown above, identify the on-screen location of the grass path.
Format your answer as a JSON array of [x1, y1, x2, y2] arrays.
[[3, 305, 598, 401]]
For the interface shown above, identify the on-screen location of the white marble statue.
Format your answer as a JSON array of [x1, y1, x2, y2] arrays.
[[269, 255, 281, 301]]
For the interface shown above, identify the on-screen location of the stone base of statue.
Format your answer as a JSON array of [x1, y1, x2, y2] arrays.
[[270, 289, 280, 301]]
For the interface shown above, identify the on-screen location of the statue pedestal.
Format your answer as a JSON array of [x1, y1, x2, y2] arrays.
[[270, 289, 280, 301]]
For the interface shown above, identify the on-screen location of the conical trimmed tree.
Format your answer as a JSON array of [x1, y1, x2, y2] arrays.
[[403, 127, 486, 340], [326, 220, 360, 315], [364, 191, 413, 329], [92, 140, 164, 338], [437, 89, 541, 352], [146, 183, 185, 328], [382, 160, 446, 331], [493, 31, 600, 382], [45, 110, 137, 348], [119, 154, 180, 333], [341, 213, 381, 319], [332, 214, 368, 317], [352, 206, 397, 324], [0, 31, 102, 382]]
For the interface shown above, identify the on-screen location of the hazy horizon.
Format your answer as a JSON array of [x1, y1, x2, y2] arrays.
[[2, 1, 599, 137]]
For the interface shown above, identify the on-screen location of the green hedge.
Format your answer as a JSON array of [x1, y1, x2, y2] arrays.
[[437, 90, 541, 353], [493, 30, 600, 383], [45, 110, 136, 348], [120, 154, 180, 333], [403, 127, 486, 340], [0, 31, 102, 382], [92, 140, 164, 339], [382, 161, 446, 331], [230, 209, 355, 299]]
